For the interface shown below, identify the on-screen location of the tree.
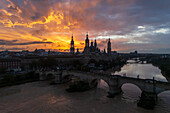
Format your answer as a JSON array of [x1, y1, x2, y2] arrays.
[[0, 67, 6, 74]]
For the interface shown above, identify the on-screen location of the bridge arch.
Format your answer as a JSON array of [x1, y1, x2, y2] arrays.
[[96, 79, 109, 90], [120, 82, 143, 93], [121, 83, 142, 100], [90, 79, 98, 87], [157, 90, 170, 96]]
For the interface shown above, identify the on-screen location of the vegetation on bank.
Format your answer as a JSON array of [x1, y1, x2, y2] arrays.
[[151, 58, 170, 78], [0, 71, 39, 87], [66, 81, 90, 92]]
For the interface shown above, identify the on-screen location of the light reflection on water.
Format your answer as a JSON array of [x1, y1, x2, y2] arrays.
[[97, 61, 170, 112], [113, 62, 167, 82], [97, 79, 141, 102], [97, 79, 170, 112]]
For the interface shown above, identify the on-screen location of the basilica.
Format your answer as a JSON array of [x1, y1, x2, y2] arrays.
[[70, 33, 111, 55]]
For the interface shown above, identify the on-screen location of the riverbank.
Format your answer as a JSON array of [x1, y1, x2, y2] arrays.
[[151, 58, 170, 82], [0, 71, 39, 87], [0, 78, 39, 87]]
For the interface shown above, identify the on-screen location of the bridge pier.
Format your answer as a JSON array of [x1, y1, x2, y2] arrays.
[[137, 91, 157, 109], [39, 72, 46, 81], [107, 76, 122, 98], [107, 85, 121, 98], [54, 71, 62, 84]]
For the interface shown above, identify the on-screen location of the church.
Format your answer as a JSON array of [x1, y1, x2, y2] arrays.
[[70, 33, 111, 55]]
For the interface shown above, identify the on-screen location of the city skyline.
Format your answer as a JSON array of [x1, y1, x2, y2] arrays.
[[0, 0, 170, 53]]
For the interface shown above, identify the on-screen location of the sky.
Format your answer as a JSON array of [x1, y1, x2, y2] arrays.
[[0, 0, 170, 53]]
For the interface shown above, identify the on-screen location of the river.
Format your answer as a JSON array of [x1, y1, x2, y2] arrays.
[[0, 60, 170, 113]]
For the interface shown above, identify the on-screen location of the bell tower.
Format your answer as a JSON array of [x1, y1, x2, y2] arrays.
[[107, 38, 111, 55], [70, 35, 75, 54], [85, 33, 89, 48], [94, 39, 97, 48]]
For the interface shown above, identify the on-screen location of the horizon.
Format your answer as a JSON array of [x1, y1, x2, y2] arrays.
[[0, 0, 170, 53], [0, 49, 170, 55]]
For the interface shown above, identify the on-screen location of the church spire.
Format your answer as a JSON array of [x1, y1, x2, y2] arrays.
[[107, 38, 111, 55], [91, 40, 93, 47], [71, 34, 73, 41], [85, 32, 89, 47], [104, 48, 106, 54], [94, 39, 97, 48], [70, 34, 75, 54]]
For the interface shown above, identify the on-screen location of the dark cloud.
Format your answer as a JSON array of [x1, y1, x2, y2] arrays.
[[31, 12, 42, 20], [0, 47, 25, 51], [0, 0, 170, 53], [0, 39, 53, 46]]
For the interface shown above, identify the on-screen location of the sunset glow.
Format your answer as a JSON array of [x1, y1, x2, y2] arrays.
[[0, 0, 170, 53]]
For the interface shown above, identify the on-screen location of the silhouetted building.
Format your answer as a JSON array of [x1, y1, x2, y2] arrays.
[[83, 33, 100, 54], [94, 39, 97, 48], [34, 49, 45, 53], [76, 48, 79, 54], [104, 48, 106, 54], [70, 35, 75, 54], [107, 38, 111, 55], [0, 58, 21, 71], [130, 50, 138, 55], [85, 33, 89, 48], [70, 33, 112, 56], [34, 49, 47, 56], [91, 41, 93, 47]]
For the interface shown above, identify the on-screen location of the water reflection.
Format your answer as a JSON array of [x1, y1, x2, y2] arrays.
[[113, 61, 167, 82], [97, 61, 170, 112], [121, 83, 141, 102], [97, 79, 109, 90], [97, 79, 141, 102]]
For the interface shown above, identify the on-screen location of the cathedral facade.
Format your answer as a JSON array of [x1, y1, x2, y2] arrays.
[[70, 33, 111, 55], [83, 33, 100, 54]]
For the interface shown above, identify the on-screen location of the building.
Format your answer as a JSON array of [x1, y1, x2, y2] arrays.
[[0, 58, 21, 71], [70, 33, 112, 56], [76, 48, 80, 54], [34, 49, 47, 56], [94, 39, 97, 48], [83, 33, 100, 54], [70, 35, 75, 54], [85, 33, 89, 48], [107, 38, 111, 55], [130, 50, 138, 55]]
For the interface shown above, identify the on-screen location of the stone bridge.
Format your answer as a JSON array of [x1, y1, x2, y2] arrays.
[[37, 70, 170, 95], [64, 71, 170, 95], [36, 70, 170, 106], [36, 70, 71, 83]]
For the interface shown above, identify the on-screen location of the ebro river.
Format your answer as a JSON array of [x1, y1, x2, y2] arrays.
[[0, 60, 169, 113]]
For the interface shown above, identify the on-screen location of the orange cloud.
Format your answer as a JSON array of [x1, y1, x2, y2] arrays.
[[0, 0, 139, 52]]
